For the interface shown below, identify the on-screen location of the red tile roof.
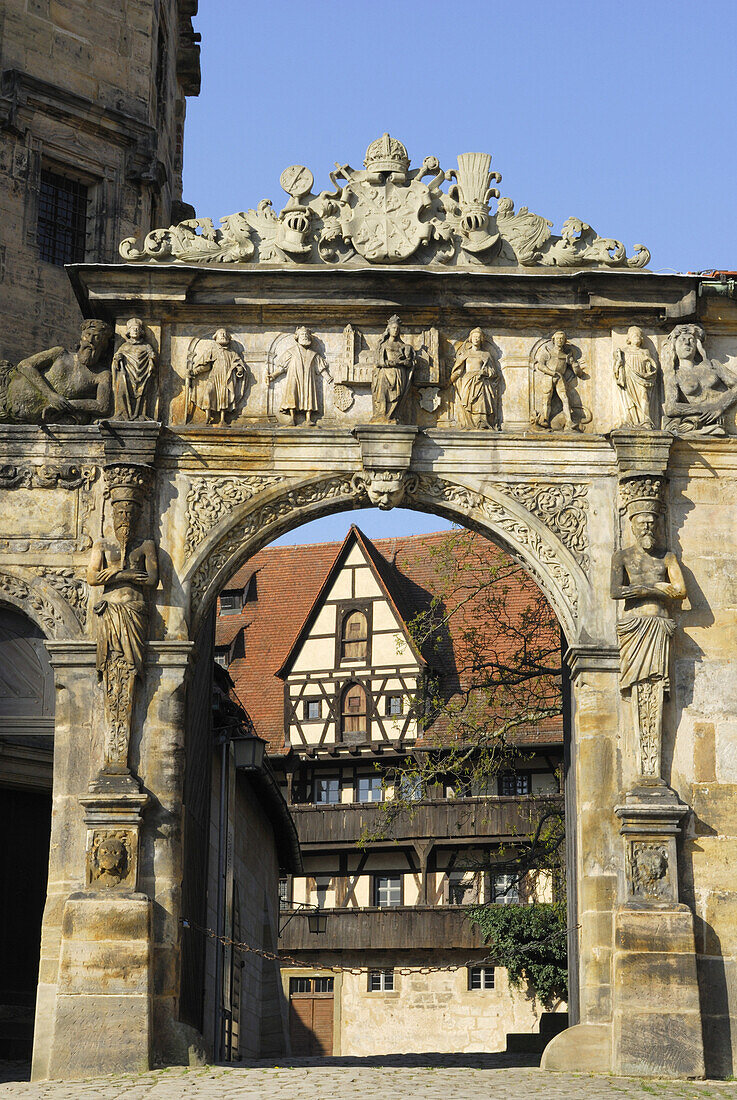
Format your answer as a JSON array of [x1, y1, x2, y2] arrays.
[[217, 527, 563, 754]]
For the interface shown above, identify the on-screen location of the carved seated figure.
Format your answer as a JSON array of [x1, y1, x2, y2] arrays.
[[661, 323, 737, 436], [1, 319, 113, 423]]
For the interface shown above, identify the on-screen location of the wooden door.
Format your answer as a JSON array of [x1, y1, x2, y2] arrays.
[[289, 976, 334, 1056]]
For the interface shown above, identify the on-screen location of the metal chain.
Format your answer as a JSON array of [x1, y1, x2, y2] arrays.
[[180, 917, 576, 977]]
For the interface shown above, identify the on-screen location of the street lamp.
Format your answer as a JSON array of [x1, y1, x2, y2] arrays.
[[279, 901, 327, 936], [232, 733, 267, 771]]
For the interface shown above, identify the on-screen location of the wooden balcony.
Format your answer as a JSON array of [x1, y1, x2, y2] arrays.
[[279, 904, 484, 953], [289, 794, 563, 849]]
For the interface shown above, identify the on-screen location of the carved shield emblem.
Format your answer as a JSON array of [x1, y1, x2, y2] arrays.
[[339, 178, 434, 263]]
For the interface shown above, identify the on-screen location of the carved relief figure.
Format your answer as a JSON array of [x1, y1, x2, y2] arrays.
[[450, 328, 501, 429], [610, 478, 686, 779], [186, 328, 248, 424], [630, 843, 669, 901], [371, 316, 415, 424], [112, 317, 158, 421], [661, 323, 737, 436], [90, 832, 130, 887], [87, 465, 159, 773], [353, 470, 417, 510], [0, 319, 113, 423], [614, 326, 659, 429], [532, 331, 587, 431], [269, 326, 329, 426]]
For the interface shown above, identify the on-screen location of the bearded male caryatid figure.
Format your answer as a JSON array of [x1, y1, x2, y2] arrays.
[[112, 317, 158, 421], [1, 319, 113, 423], [87, 464, 159, 774], [610, 477, 686, 779], [371, 315, 415, 424]]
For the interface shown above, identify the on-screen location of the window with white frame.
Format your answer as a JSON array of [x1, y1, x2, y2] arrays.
[[303, 698, 321, 720], [386, 693, 403, 716], [356, 774, 384, 803], [313, 775, 340, 804], [468, 965, 495, 990], [373, 874, 402, 907], [399, 774, 424, 802], [499, 771, 531, 796], [490, 872, 520, 904], [278, 878, 290, 910], [447, 869, 480, 906], [368, 968, 394, 991]]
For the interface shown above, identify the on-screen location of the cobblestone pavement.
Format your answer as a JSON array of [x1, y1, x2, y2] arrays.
[[2, 1056, 737, 1100]]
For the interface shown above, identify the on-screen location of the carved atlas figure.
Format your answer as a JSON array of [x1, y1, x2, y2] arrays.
[[371, 315, 415, 423], [450, 327, 501, 429], [186, 328, 248, 424], [0, 319, 113, 423], [269, 326, 329, 425], [661, 323, 737, 436], [610, 477, 686, 779], [87, 465, 159, 773], [112, 317, 158, 421], [613, 326, 659, 429]]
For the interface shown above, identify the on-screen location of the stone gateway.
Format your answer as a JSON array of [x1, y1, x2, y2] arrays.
[[2, 136, 737, 1080]]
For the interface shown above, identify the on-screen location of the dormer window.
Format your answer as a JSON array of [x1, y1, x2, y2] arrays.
[[220, 590, 243, 615], [340, 609, 368, 661]]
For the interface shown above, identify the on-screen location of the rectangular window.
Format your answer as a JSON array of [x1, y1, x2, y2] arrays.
[[386, 694, 403, 716], [399, 774, 424, 802], [374, 874, 402, 907], [214, 649, 229, 668], [289, 977, 312, 994], [499, 771, 531, 796], [304, 699, 322, 721], [491, 872, 520, 905], [313, 977, 334, 993], [468, 966, 495, 990], [38, 168, 88, 266], [219, 591, 242, 615], [447, 870, 480, 906], [278, 878, 290, 910], [368, 969, 394, 992], [313, 776, 340, 804], [356, 775, 384, 803]]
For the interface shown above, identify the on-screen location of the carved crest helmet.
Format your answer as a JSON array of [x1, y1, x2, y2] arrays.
[[364, 133, 410, 175]]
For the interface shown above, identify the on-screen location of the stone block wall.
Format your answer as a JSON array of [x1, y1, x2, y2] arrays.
[[0, 0, 200, 363]]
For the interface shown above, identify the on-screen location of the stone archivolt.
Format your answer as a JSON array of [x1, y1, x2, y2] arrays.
[[118, 134, 650, 271], [185, 474, 285, 555]]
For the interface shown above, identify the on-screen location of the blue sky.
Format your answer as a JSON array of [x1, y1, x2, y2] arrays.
[[183, 0, 737, 546]]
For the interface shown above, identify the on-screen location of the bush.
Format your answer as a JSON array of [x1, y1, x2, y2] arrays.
[[468, 900, 567, 1008]]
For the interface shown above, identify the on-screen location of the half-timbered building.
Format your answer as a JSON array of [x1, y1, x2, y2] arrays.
[[216, 526, 566, 1056]]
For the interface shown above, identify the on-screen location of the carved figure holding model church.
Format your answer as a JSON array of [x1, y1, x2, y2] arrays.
[[371, 315, 415, 424]]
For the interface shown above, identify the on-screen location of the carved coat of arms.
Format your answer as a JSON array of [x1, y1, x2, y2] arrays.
[[340, 175, 434, 263]]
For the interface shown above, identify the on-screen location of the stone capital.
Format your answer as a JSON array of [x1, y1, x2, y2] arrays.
[[100, 420, 162, 467], [566, 643, 620, 677], [608, 428, 673, 479], [352, 424, 420, 472]]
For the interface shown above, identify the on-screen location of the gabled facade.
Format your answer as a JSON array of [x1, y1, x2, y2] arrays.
[[216, 527, 566, 1057], [277, 528, 426, 751]]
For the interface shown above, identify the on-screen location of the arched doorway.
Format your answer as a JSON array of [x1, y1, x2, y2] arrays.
[[0, 607, 55, 1058]]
